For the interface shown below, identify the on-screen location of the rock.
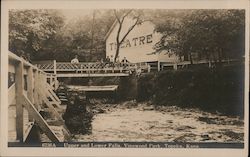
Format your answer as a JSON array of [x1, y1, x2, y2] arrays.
[[201, 134, 211, 141], [223, 130, 243, 141], [173, 133, 196, 142], [143, 106, 154, 111], [176, 125, 196, 131], [166, 120, 173, 123], [198, 116, 217, 124], [63, 92, 93, 134]]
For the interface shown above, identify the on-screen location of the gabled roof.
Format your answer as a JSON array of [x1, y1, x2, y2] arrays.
[[104, 19, 118, 41]]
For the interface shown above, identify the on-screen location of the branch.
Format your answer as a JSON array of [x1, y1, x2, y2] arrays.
[[119, 17, 140, 44], [113, 10, 121, 24], [122, 10, 133, 19]]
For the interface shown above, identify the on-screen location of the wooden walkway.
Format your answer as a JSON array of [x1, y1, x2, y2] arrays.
[[35, 60, 150, 77], [67, 85, 119, 92], [8, 51, 70, 143]]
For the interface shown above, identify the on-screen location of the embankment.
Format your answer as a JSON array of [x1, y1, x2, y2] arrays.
[[137, 65, 244, 117]]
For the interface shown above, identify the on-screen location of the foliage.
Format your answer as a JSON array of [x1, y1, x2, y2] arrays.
[[9, 9, 245, 63], [9, 9, 65, 61], [9, 9, 115, 62], [59, 10, 115, 62], [151, 10, 245, 63], [137, 65, 244, 117], [112, 9, 144, 61]]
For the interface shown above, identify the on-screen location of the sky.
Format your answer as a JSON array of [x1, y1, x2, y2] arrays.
[[60, 9, 93, 22]]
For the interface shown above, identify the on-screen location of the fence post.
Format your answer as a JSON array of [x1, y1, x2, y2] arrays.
[[33, 70, 39, 110], [147, 63, 151, 73], [15, 61, 24, 142], [37, 71, 43, 110], [49, 74, 53, 87], [27, 66, 34, 121], [53, 60, 57, 75], [173, 63, 178, 70], [158, 61, 161, 71]]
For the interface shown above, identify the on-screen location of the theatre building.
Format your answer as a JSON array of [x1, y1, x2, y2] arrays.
[[105, 17, 180, 71]]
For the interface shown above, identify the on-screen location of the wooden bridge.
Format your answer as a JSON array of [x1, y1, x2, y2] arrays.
[[35, 60, 150, 77], [8, 51, 149, 143], [8, 51, 70, 143]]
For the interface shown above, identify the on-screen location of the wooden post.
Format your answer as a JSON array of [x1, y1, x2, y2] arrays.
[[49, 74, 53, 87], [27, 66, 34, 121], [37, 72, 43, 109], [22, 95, 60, 142], [158, 61, 161, 71], [147, 63, 151, 73], [173, 63, 178, 70], [33, 70, 39, 110], [15, 61, 24, 142], [53, 60, 57, 75]]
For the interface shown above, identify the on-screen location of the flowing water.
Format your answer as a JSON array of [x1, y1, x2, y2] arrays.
[[73, 101, 244, 142]]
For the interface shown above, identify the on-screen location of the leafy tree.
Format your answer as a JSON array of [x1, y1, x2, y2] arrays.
[[53, 10, 115, 62], [9, 9, 115, 62], [152, 10, 245, 65], [112, 9, 144, 61], [9, 9, 65, 61]]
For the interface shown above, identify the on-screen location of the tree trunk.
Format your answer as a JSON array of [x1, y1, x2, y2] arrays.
[[115, 43, 120, 61], [189, 53, 193, 65]]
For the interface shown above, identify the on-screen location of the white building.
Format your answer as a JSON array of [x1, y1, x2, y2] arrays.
[[105, 17, 180, 70]]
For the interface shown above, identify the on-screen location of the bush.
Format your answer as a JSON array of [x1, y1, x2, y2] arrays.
[[137, 65, 244, 117]]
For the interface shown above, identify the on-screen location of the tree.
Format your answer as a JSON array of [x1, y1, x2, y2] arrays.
[[9, 9, 116, 62], [113, 9, 144, 61], [57, 10, 115, 62], [152, 10, 245, 65], [9, 9, 65, 61]]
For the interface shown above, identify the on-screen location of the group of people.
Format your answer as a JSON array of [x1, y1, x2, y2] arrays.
[[70, 55, 142, 76], [71, 55, 130, 68]]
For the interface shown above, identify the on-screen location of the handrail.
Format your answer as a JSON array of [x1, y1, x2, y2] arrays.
[[8, 51, 61, 142], [9, 52, 49, 75], [35, 60, 150, 73]]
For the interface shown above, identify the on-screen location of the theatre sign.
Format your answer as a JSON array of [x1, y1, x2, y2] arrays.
[[105, 17, 179, 63], [109, 34, 153, 51]]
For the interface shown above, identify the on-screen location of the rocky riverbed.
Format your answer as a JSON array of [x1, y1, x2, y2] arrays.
[[73, 100, 244, 142]]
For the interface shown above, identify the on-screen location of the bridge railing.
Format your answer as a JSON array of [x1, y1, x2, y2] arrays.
[[8, 51, 61, 142], [35, 60, 150, 74]]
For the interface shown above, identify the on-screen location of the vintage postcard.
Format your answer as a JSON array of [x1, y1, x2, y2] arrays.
[[0, 0, 249, 157]]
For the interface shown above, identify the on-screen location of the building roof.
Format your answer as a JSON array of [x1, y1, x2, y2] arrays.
[[104, 19, 118, 41]]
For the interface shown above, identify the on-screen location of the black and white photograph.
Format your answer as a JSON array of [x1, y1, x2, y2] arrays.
[[1, 0, 249, 157]]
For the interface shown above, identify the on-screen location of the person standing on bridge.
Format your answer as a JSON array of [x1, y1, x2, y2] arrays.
[[121, 57, 129, 67], [71, 55, 79, 64], [71, 55, 80, 72]]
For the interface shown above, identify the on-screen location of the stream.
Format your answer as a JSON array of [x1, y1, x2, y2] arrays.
[[72, 100, 244, 142]]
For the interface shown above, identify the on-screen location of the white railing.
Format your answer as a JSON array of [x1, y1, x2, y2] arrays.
[[35, 60, 150, 74], [8, 51, 62, 142]]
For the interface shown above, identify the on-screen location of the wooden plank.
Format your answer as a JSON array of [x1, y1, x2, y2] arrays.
[[67, 85, 119, 92], [38, 87, 63, 121], [15, 61, 24, 142], [53, 60, 57, 75], [8, 105, 16, 138], [9, 63, 16, 73], [46, 83, 61, 102], [8, 83, 16, 105], [45, 90, 62, 109], [22, 95, 60, 142], [48, 91, 61, 106], [33, 70, 39, 110], [37, 72, 43, 107], [23, 122, 35, 142], [57, 73, 129, 77], [27, 67, 34, 121], [23, 68, 28, 75], [43, 97, 63, 121]]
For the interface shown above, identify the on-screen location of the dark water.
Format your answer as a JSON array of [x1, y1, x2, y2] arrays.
[[72, 101, 244, 142]]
